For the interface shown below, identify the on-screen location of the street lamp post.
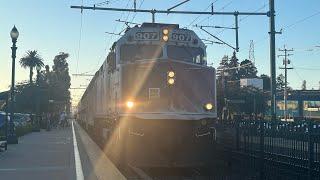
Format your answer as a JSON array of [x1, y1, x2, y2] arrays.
[[35, 66, 41, 131], [8, 26, 19, 144]]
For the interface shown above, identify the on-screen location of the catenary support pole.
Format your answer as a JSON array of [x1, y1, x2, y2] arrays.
[[235, 12, 239, 52], [269, 0, 277, 121]]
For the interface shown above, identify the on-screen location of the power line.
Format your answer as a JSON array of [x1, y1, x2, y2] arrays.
[[71, 1, 278, 119], [186, 0, 219, 28], [215, 3, 267, 36], [129, 0, 145, 23], [94, 0, 122, 6], [76, 0, 84, 75], [283, 10, 320, 30], [91, 0, 131, 73], [254, 10, 320, 50], [293, 67, 320, 71], [167, 0, 190, 12], [196, 0, 232, 26], [293, 68, 303, 81]]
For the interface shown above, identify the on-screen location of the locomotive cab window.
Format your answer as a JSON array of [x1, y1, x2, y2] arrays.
[[120, 44, 163, 62], [167, 45, 204, 65]]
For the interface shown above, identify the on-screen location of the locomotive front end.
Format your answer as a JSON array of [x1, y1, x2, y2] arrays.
[[117, 23, 216, 167]]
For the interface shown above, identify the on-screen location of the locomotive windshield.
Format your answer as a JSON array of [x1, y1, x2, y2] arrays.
[[167, 45, 205, 65], [120, 44, 163, 61]]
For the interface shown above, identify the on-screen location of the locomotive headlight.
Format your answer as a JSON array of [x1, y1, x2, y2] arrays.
[[204, 103, 213, 111], [162, 35, 169, 42], [167, 71, 175, 85], [162, 29, 169, 35], [126, 101, 134, 109], [168, 78, 175, 85], [162, 28, 169, 42], [168, 71, 175, 78]]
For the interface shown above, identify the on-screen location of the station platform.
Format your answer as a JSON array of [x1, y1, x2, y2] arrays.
[[0, 120, 126, 180]]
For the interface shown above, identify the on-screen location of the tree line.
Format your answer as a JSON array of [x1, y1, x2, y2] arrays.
[[216, 52, 290, 120], [8, 51, 71, 116]]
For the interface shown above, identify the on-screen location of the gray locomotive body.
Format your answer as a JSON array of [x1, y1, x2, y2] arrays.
[[77, 23, 217, 167]]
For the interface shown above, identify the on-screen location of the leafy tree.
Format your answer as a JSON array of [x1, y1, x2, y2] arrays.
[[19, 50, 44, 84], [216, 53, 269, 120], [239, 59, 257, 78], [217, 55, 229, 77], [7, 52, 71, 116], [50, 52, 71, 113], [228, 51, 240, 81], [276, 74, 285, 91]]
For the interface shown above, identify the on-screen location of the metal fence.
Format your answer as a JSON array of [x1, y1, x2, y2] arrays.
[[214, 117, 320, 180]]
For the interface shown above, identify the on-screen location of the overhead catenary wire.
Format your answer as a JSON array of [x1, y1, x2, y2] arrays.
[[194, 0, 232, 27], [186, 0, 219, 28], [91, 0, 131, 72], [128, 0, 145, 25], [72, 0, 129, 105], [76, 0, 84, 75], [283, 10, 320, 30], [293, 67, 320, 71], [94, 0, 122, 6], [215, 3, 267, 36], [254, 9, 320, 49]]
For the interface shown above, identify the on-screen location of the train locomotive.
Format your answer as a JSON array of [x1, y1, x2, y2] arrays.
[[77, 23, 217, 167]]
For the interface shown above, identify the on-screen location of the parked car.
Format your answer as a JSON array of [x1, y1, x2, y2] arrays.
[[0, 111, 9, 128], [13, 113, 31, 127]]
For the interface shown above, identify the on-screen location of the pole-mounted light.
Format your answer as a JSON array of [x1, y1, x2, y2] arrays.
[[10, 26, 19, 41], [8, 25, 19, 144]]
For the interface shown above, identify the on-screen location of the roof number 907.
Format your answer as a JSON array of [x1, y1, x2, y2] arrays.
[[135, 32, 159, 40], [171, 33, 191, 42]]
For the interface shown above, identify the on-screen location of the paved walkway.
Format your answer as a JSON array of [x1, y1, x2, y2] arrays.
[[0, 127, 76, 180], [0, 121, 126, 180]]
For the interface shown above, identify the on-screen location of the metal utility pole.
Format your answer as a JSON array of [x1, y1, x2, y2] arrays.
[[269, 0, 281, 121], [278, 46, 294, 121], [249, 40, 255, 64]]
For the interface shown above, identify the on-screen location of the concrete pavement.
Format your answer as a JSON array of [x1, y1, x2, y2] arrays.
[[0, 121, 126, 180], [0, 127, 76, 180]]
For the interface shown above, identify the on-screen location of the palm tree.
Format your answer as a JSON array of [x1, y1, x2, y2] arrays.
[[20, 50, 44, 84]]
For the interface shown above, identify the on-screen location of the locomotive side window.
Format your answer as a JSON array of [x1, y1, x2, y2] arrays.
[[167, 45, 204, 65], [120, 44, 163, 62]]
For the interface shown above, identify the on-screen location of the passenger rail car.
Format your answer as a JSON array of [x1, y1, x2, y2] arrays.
[[77, 23, 217, 167]]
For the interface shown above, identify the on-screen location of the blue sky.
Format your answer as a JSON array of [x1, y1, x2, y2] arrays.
[[1, 0, 320, 104]]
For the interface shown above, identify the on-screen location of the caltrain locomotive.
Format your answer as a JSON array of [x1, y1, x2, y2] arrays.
[[77, 23, 217, 167]]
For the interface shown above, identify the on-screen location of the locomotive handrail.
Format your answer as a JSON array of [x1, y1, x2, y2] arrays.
[[129, 129, 144, 137], [195, 132, 210, 138], [210, 126, 217, 141]]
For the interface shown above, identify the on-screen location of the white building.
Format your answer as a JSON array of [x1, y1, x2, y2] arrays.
[[240, 78, 263, 90]]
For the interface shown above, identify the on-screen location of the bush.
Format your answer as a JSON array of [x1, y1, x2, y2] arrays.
[[15, 123, 33, 137]]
